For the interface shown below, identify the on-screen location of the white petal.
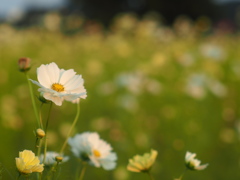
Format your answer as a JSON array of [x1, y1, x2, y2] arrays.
[[65, 75, 84, 91], [195, 163, 208, 170], [29, 79, 45, 88], [100, 159, 116, 170], [68, 86, 87, 94], [59, 69, 76, 85], [89, 155, 101, 167], [46, 62, 60, 83], [64, 93, 86, 101], [99, 153, 117, 170], [37, 64, 52, 88], [43, 92, 63, 106]]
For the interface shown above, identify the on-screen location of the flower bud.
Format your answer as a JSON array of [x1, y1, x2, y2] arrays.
[[18, 57, 31, 72], [36, 128, 45, 138], [38, 92, 51, 104], [55, 156, 63, 163]]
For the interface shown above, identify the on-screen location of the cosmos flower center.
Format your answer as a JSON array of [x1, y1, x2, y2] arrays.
[[51, 83, 64, 92], [93, 149, 101, 158]]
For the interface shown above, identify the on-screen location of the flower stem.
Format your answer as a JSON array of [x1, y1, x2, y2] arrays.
[[147, 171, 154, 180], [49, 162, 58, 180], [36, 103, 44, 157], [25, 73, 40, 127], [16, 173, 21, 180], [78, 163, 87, 180], [39, 103, 44, 129], [59, 102, 81, 155], [43, 102, 53, 164], [176, 168, 188, 180]]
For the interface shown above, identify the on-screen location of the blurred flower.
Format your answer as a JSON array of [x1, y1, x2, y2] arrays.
[[115, 72, 143, 95], [68, 132, 117, 170], [184, 73, 207, 99], [117, 94, 138, 112], [207, 79, 227, 97], [40, 151, 69, 166], [16, 150, 44, 174], [185, 151, 208, 170], [30, 62, 87, 106], [127, 149, 158, 173], [43, 12, 61, 32], [200, 44, 226, 61], [18, 57, 31, 72]]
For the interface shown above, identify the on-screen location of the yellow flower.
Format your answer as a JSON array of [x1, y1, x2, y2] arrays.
[[127, 149, 158, 173], [16, 150, 44, 174]]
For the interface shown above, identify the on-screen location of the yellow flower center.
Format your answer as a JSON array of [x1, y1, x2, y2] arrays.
[[93, 150, 101, 157], [51, 83, 64, 92]]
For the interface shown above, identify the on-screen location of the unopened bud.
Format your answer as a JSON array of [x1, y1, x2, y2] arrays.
[[38, 92, 51, 104], [36, 128, 45, 138], [55, 156, 63, 163], [18, 57, 31, 72]]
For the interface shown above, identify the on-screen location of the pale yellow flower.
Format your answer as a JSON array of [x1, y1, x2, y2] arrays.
[[16, 150, 44, 174], [127, 149, 158, 173]]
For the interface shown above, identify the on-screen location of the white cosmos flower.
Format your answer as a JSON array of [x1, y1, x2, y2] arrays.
[[39, 151, 69, 166], [30, 62, 87, 106], [68, 132, 117, 170], [185, 151, 208, 170]]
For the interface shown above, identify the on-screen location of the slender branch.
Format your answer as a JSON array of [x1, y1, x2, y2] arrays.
[[78, 163, 87, 180], [36, 103, 44, 157], [59, 102, 81, 155], [25, 73, 40, 127], [176, 168, 188, 180], [147, 171, 154, 180], [43, 102, 53, 164], [39, 103, 44, 129], [16, 173, 21, 180]]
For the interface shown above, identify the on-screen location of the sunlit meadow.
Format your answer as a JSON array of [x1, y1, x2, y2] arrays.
[[1, 12, 240, 179]]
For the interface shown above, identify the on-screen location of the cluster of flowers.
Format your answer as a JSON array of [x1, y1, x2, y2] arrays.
[[16, 58, 208, 180]]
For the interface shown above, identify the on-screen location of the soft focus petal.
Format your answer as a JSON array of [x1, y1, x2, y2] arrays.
[[127, 149, 158, 173], [185, 151, 208, 171], [16, 150, 44, 174], [68, 132, 117, 170]]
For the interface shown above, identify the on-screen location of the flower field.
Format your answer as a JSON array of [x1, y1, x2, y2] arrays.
[[1, 13, 240, 179]]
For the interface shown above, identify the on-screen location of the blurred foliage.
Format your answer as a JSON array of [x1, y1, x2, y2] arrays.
[[68, 0, 219, 25], [1, 12, 240, 180]]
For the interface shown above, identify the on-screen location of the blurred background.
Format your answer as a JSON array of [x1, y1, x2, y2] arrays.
[[1, 0, 240, 179]]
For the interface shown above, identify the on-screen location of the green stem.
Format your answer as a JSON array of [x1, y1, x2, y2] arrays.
[[36, 103, 44, 157], [25, 73, 40, 127], [39, 173, 42, 180], [51, 162, 60, 180], [36, 139, 43, 158], [177, 168, 188, 180], [59, 103, 81, 155], [16, 173, 21, 180], [147, 171, 154, 180], [39, 103, 44, 129], [43, 102, 53, 164], [78, 163, 87, 180]]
